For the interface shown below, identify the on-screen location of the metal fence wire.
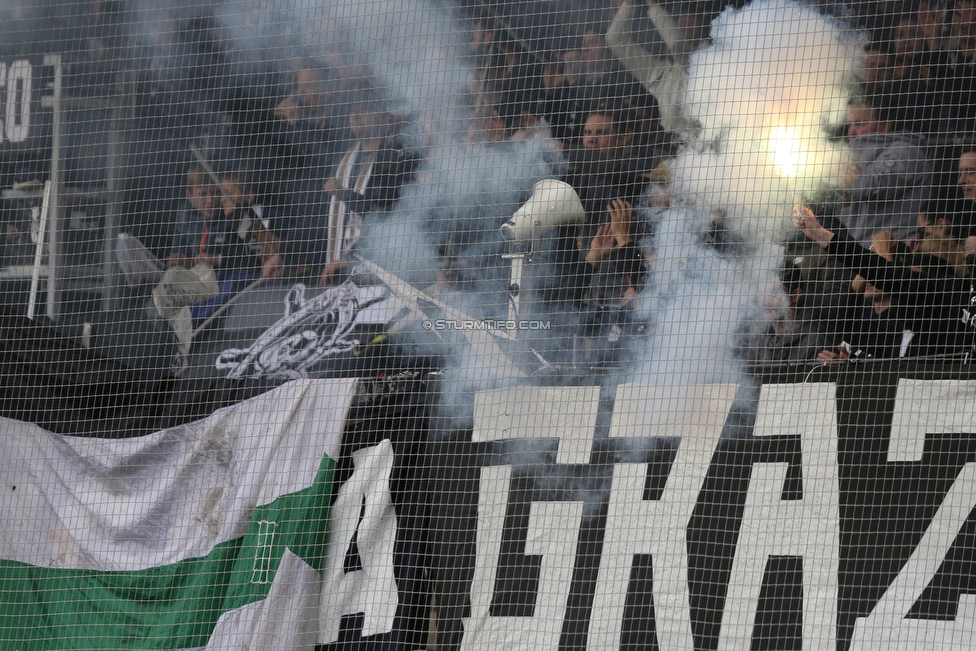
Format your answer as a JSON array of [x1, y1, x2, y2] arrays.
[[1, 1, 975, 650]]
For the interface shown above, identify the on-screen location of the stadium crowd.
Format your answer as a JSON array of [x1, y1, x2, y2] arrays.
[[10, 0, 975, 370], [460, 0, 976, 366], [749, 0, 976, 366]]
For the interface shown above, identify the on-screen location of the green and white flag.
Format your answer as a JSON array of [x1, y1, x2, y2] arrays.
[[0, 377, 357, 651]]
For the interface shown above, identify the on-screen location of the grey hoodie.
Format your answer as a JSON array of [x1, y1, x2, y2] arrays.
[[840, 131, 932, 249]]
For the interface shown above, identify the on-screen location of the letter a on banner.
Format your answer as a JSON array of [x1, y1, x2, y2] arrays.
[[718, 383, 839, 651], [589, 383, 738, 651], [318, 440, 399, 644], [461, 386, 600, 651], [850, 379, 976, 651]]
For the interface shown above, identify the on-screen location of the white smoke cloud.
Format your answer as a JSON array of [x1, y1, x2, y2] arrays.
[[624, 0, 858, 391], [277, 0, 561, 428], [674, 0, 858, 243], [194, 0, 861, 426]]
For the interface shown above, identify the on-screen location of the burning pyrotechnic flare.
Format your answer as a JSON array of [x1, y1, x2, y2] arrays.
[[628, 0, 861, 391], [769, 124, 807, 213], [769, 126, 802, 180], [673, 0, 858, 244]]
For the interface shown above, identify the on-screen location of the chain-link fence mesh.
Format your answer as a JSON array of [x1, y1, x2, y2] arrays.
[[0, 1, 975, 650]]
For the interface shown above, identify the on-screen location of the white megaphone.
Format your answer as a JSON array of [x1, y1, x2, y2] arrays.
[[501, 179, 585, 242]]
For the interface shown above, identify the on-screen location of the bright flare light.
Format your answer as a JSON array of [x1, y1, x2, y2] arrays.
[[769, 126, 802, 179]]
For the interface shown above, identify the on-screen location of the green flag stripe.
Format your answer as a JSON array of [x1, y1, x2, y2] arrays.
[[0, 455, 337, 651]]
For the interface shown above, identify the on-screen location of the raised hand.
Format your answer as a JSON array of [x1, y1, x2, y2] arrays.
[[792, 204, 833, 248], [607, 198, 634, 247], [586, 223, 617, 266]]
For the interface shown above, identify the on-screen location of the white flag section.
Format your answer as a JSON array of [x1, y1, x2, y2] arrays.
[[318, 439, 400, 644], [0, 378, 357, 651]]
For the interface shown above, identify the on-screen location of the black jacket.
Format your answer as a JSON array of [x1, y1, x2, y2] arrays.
[[825, 230, 971, 358], [325, 137, 421, 216], [276, 137, 420, 269]]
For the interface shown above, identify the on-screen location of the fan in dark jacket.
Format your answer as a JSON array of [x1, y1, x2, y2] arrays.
[[793, 204, 971, 362], [263, 105, 420, 285]]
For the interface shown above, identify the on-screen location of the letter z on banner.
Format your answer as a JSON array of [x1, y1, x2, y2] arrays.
[[850, 379, 976, 651]]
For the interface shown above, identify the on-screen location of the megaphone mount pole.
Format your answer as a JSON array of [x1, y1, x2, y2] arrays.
[[501, 238, 534, 338]]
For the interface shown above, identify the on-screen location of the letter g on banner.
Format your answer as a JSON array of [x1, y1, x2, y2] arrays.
[[462, 386, 600, 651]]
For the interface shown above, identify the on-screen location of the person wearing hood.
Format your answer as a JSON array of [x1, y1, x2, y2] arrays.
[[830, 98, 934, 250]]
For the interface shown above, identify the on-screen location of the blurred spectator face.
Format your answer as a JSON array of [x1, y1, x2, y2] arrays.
[[952, 0, 976, 39], [562, 51, 582, 83], [543, 52, 580, 92], [296, 68, 327, 111], [846, 104, 892, 140], [483, 110, 509, 143], [582, 113, 632, 156], [958, 151, 976, 200], [893, 19, 926, 62], [542, 60, 565, 92], [276, 66, 332, 124], [187, 172, 219, 221], [581, 31, 608, 62], [860, 49, 893, 83], [581, 30, 611, 77], [917, 2, 943, 39], [220, 177, 255, 217], [470, 20, 489, 54]]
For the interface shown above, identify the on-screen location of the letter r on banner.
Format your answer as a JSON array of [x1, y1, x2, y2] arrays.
[[589, 383, 737, 651]]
